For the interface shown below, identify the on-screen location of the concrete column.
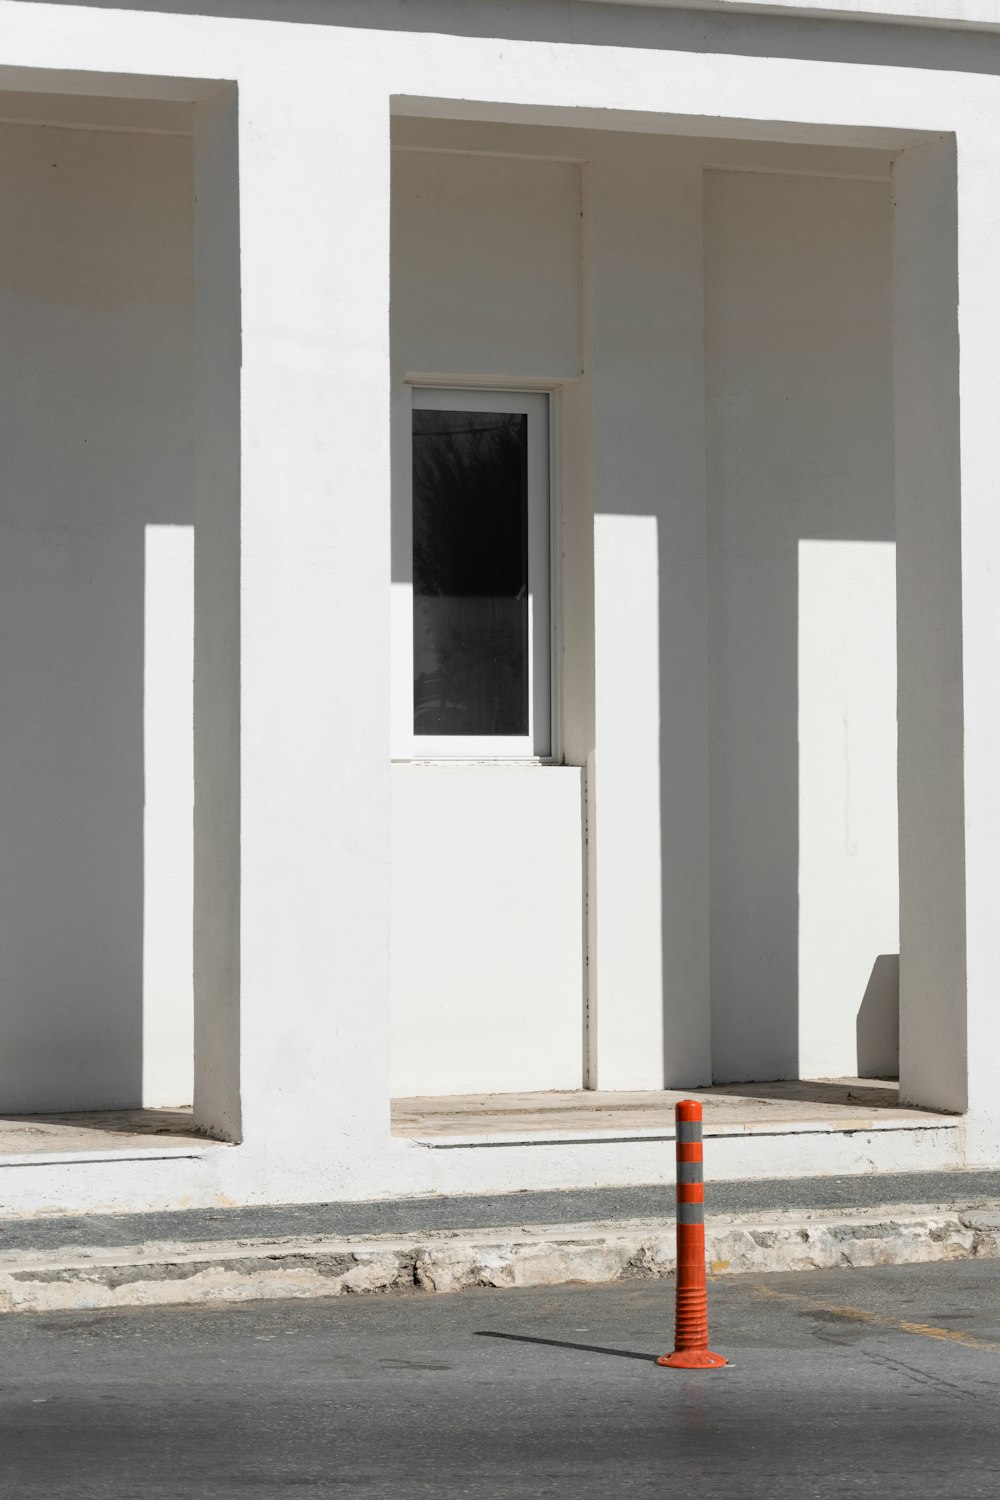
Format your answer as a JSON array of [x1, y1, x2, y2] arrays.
[[192, 88, 241, 1139], [892, 138, 967, 1114], [587, 140, 711, 1090], [953, 140, 1000, 1132], [227, 73, 393, 1169]]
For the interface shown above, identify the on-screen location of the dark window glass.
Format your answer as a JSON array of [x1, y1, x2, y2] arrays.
[[412, 409, 529, 737]]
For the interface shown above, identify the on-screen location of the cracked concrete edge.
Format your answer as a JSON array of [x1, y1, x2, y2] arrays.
[[1, 1206, 998, 1314]]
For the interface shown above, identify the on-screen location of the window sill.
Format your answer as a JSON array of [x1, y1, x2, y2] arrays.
[[391, 757, 566, 767]]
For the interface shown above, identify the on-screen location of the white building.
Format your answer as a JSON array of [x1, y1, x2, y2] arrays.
[[0, 0, 998, 1216]]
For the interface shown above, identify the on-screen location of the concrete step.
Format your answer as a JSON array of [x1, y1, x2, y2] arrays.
[[4, 1200, 1000, 1315]]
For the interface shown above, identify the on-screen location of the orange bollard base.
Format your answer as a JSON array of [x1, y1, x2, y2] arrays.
[[656, 1350, 728, 1369]]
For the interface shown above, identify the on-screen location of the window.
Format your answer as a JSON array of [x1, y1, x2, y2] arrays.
[[392, 388, 551, 759]]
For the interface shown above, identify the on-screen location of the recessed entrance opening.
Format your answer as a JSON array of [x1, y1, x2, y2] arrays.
[[387, 110, 957, 1132], [0, 75, 241, 1149], [0, 94, 194, 1122]]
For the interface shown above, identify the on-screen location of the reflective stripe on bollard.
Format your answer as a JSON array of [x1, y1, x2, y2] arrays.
[[657, 1099, 728, 1370]]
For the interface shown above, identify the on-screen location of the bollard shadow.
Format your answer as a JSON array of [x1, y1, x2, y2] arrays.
[[475, 1331, 660, 1363]]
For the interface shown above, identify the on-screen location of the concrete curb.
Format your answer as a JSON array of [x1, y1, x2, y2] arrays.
[[3, 1203, 1000, 1314]]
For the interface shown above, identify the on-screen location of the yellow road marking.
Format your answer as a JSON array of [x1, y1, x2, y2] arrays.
[[752, 1282, 1000, 1355]]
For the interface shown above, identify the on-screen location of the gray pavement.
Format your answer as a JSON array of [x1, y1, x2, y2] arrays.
[[4, 1167, 1000, 1251], [2, 1259, 1000, 1496]]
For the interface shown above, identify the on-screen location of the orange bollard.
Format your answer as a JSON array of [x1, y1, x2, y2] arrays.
[[657, 1099, 728, 1369]]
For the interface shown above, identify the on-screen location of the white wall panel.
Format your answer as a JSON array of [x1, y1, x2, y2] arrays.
[[392, 150, 582, 380], [391, 764, 584, 1096]]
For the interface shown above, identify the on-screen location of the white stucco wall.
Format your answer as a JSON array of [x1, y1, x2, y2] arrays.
[[0, 115, 194, 1114], [143, 522, 194, 1106], [391, 765, 584, 1095], [704, 169, 898, 1083], [798, 539, 899, 1079], [392, 149, 582, 380]]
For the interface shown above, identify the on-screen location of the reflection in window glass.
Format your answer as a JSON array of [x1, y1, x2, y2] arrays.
[[412, 409, 529, 737]]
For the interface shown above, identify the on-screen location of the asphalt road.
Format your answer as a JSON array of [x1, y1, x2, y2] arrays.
[[2, 1261, 1000, 1497]]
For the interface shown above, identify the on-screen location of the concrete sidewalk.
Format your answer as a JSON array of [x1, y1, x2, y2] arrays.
[[3, 1170, 1000, 1315]]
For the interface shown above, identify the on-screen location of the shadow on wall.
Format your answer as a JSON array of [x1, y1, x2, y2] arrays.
[[856, 954, 900, 1080], [704, 170, 898, 1085]]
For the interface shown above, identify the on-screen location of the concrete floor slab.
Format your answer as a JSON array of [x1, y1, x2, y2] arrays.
[[392, 1078, 952, 1141], [0, 1108, 214, 1163]]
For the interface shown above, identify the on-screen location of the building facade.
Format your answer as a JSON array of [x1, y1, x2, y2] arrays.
[[0, 0, 998, 1214]]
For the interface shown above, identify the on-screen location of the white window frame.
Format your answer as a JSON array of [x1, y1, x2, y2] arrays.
[[392, 386, 551, 760]]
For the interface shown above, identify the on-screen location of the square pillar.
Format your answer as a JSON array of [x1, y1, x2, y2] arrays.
[[588, 140, 711, 1090], [953, 139, 1000, 1132], [892, 137, 967, 1114], [194, 70, 393, 1169], [192, 87, 241, 1140]]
